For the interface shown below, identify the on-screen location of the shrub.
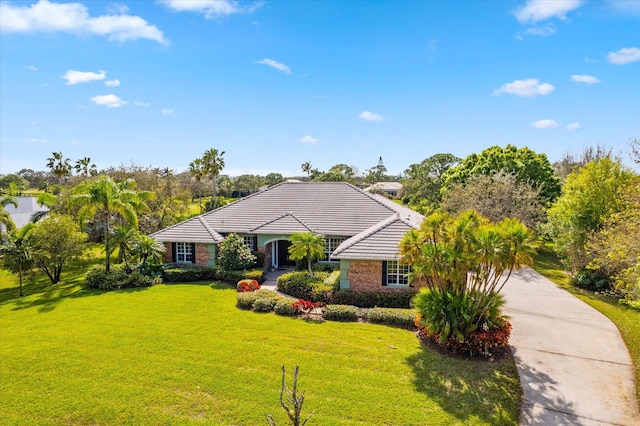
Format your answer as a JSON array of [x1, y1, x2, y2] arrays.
[[323, 305, 358, 322], [359, 307, 416, 329], [85, 265, 160, 290], [252, 250, 266, 268], [253, 297, 276, 312], [324, 270, 341, 291], [332, 290, 416, 308], [313, 262, 340, 273], [310, 284, 334, 303], [216, 268, 266, 284], [237, 279, 260, 292], [236, 292, 258, 310], [162, 266, 216, 283], [217, 233, 257, 271], [274, 300, 297, 316], [573, 268, 611, 291], [276, 271, 329, 300]]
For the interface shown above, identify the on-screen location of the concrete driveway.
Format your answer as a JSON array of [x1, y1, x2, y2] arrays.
[[502, 268, 640, 425]]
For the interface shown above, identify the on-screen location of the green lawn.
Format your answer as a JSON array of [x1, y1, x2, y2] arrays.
[[533, 244, 640, 409], [0, 262, 521, 425]]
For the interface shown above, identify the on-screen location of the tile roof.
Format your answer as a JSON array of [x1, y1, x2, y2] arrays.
[[3, 196, 49, 229], [331, 214, 418, 260], [151, 181, 424, 251]]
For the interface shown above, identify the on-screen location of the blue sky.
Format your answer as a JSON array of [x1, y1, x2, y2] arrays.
[[1, 0, 639, 177]]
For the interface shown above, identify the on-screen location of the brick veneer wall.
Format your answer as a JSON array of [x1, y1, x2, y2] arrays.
[[162, 242, 211, 266], [347, 259, 427, 292], [163, 242, 172, 263]]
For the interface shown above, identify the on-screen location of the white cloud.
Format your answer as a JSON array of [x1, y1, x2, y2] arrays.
[[26, 64, 38, 71], [256, 58, 291, 74], [160, 0, 262, 18], [566, 122, 581, 130], [493, 78, 555, 97], [161, 108, 174, 115], [571, 74, 600, 84], [514, 0, 583, 24], [607, 47, 640, 65], [359, 111, 386, 122], [104, 79, 120, 87], [531, 119, 559, 129], [106, 3, 129, 14], [523, 24, 556, 37], [61, 69, 106, 85], [134, 101, 150, 107], [0, 0, 167, 44], [606, 0, 640, 15], [90, 94, 127, 108], [300, 135, 318, 144]]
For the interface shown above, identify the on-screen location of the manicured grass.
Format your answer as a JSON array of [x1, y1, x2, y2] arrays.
[[533, 243, 640, 409], [0, 267, 521, 425]]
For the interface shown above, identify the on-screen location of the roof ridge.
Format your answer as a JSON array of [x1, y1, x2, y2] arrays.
[[199, 181, 288, 217], [197, 216, 223, 242], [332, 213, 404, 257], [249, 211, 314, 233]]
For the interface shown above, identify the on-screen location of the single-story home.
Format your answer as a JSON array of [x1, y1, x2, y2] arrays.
[[150, 181, 424, 292], [363, 181, 403, 197]]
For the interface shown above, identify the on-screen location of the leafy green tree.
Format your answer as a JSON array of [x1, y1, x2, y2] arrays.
[[400, 211, 537, 344], [74, 157, 97, 177], [442, 145, 560, 204], [586, 178, 640, 300], [46, 151, 72, 185], [132, 234, 166, 271], [553, 144, 613, 182], [288, 232, 325, 276], [442, 172, 545, 229], [233, 174, 263, 196], [202, 148, 225, 208], [29, 214, 86, 284], [217, 233, 256, 271], [364, 157, 388, 184], [111, 224, 137, 270], [0, 195, 18, 240], [546, 158, 636, 271], [0, 174, 29, 194], [72, 176, 153, 272], [264, 172, 285, 186], [0, 224, 35, 297], [402, 153, 460, 209]]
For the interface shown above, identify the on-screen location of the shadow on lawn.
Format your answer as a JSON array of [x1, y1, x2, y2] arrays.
[[406, 347, 521, 425]]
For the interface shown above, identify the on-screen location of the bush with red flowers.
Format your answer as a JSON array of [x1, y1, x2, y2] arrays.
[[237, 279, 261, 292]]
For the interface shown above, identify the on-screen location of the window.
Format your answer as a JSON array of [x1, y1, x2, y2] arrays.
[[384, 261, 411, 286], [243, 235, 257, 251], [175, 242, 194, 263], [324, 237, 346, 261]]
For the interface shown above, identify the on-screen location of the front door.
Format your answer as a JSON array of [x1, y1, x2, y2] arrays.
[[277, 240, 294, 269]]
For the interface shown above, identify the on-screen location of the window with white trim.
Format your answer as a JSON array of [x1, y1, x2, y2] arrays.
[[324, 237, 346, 261], [384, 260, 411, 286], [175, 242, 194, 263], [243, 235, 257, 251]]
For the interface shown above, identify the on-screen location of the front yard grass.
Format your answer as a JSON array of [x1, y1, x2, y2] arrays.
[[533, 243, 640, 409], [0, 267, 521, 425]]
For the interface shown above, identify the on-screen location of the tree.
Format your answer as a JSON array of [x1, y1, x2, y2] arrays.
[[111, 224, 137, 270], [554, 144, 614, 182], [0, 195, 18, 240], [442, 172, 545, 229], [364, 157, 387, 184], [0, 174, 29, 195], [586, 178, 640, 300], [189, 157, 205, 212], [74, 157, 97, 177], [29, 214, 86, 284], [202, 148, 225, 208], [400, 211, 537, 346], [546, 158, 636, 271], [401, 153, 460, 209], [264, 172, 285, 186], [46, 151, 72, 185], [288, 232, 325, 276], [217, 233, 256, 271], [301, 161, 312, 177], [72, 176, 153, 272], [442, 145, 560, 204], [132, 234, 166, 271], [0, 224, 35, 297]]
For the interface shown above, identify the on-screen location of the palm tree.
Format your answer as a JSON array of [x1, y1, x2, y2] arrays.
[[132, 234, 166, 271], [71, 176, 153, 272], [0, 195, 18, 241], [30, 192, 56, 223], [46, 152, 72, 185], [202, 148, 225, 208], [0, 224, 35, 297], [288, 232, 326, 276], [301, 161, 312, 177], [75, 157, 97, 177], [188, 157, 205, 212], [111, 224, 137, 271]]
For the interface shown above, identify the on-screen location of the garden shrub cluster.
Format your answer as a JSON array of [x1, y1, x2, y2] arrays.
[[359, 307, 416, 329], [276, 271, 329, 300], [163, 266, 265, 284], [572, 268, 611, 291], [322, 304, 358, 321], [237, 279, 261, 292], [85, 265, 161, 290], [332, 290, 416, 308], [236, 290, 294, 315]]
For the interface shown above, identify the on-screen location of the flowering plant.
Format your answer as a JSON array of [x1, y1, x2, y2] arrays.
[[237, 279, 261, 292]]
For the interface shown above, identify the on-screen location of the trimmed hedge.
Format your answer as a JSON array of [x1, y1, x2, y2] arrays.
[[274, 299, 297, 316], [163, 266, 265, 284], [85, 265, 161, 290], [276, 271, 329, 300], [359, 307, 416, 329], [332, 290, 417, 309], [253, 298, 276, 312], [323, 305, 358, 322]]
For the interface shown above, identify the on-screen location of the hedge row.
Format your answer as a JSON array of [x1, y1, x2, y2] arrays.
[[163, 266, 265, 284], [85, 265, 162, 290], [236, 290, 297, 316], [332, 290, 417, 309], [322, 305, 416, 328]]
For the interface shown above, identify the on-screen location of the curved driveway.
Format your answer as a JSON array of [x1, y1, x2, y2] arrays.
[[502, 268, 639, 425]]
